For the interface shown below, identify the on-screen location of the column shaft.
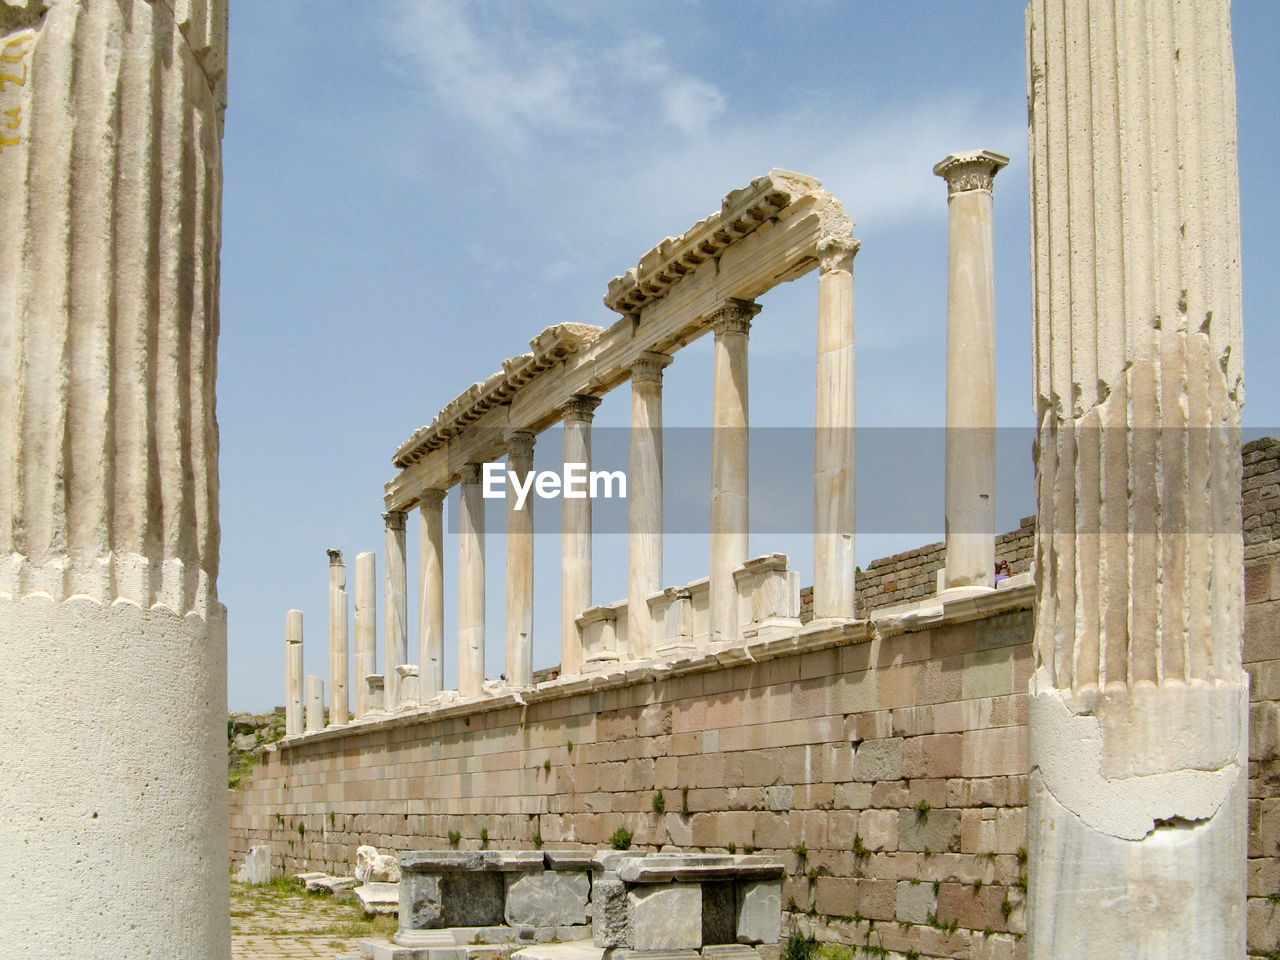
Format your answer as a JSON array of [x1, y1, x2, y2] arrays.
[[505, 434, 536, 686], [936, 152, 1006, 591], [458, 465, 486, 697], [353, 551, 376, 718], [327, 550, 349, 726], [285, 610, 304, 736], [304, 676, 324, 732], [561, 396, 601, 675], [383, 511, 408, 708], [418, 491, 446, 698], [709, 301, 759, 645], [1026, 1, 1246, 954], [628, 354, 672, 660], [813, 240, 859, 619]]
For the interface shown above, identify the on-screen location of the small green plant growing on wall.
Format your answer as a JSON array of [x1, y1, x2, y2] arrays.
[[566, 739, 574, 752], [914, 800, 931, 822], [532, 832, 543, 849], [479, 827, 489, 849], [726, 841, 737, 854], [543, 758, 552, 774], [609, 826, 633, 850], [681, 786, 690, 815], [447, 830, 461, 848], [297, 822, 305, 839], [792, 842, 808, 864], [851, 834, 869, 858], [780, 933, 819, 960], [328, 810, 335, 828], [652, 791, 665, 814]]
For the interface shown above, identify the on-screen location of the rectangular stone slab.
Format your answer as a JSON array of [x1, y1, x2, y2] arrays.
[[616, 855, 784, 884]]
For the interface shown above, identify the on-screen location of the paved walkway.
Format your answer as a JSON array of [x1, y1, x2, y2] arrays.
[[231, 879, 395, 960]]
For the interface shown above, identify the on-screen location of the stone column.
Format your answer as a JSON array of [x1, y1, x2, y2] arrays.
[[458, 464, 486, 697], [812, 240, 860, 620], [934, 150, 1007, 593], [353, 551, 377, 718], [305, 676, 324, 732], [327, 550, 349, 727], [0, 4, 229, 954], [505, 432, 536, 686], [285, 609, 304, 736], [561, 395, 601, 675], [1026, 2, 1246, 955], [418, 490, 446, 699], [709, 300, 760, 645], [628, 353, 673, 660], [383, 510, 408, 708]]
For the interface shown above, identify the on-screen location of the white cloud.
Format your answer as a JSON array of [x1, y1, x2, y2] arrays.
[[661, 77, 726, 136]]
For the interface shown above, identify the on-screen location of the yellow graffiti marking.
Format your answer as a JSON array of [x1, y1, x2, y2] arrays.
[[0, 132, 18, 153], [2, 32, 33, 62], [3, 108, 18, 130], [0, 63, 26, 92]]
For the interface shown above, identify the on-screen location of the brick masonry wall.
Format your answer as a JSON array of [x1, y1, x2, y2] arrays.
[[1246, 437, 1280, 563]]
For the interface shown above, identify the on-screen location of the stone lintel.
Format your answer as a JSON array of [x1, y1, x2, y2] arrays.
[[616, 854, 785, 884]]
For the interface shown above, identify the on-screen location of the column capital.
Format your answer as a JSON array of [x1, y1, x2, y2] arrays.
[[506, 429, 537, 459], [933, 150, 1010, 197], [459, 462, 484, 485], [382, 510, 406, 532], [419, 488, 447, 509], [561, 394, 602, 423], [630, 351, 674, 384], [817, 237, 860, 275], [327, 548, 344, 566], [709, 298, 761, 337]]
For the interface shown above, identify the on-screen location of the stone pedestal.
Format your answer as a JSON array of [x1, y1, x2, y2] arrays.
[[628, 352, 673, 661], [561, 395, 601, 675], [709, 301, 759, 647], [935, 150, 1006, 593], [1026, 1, 1247, 954], [505, 433, 535, 687], [418, 491, 446, 699], [383, 511, 408, 708], [285, 609, 305, 736], [327, 550, 349, 727], [458, 465, 486, 697]]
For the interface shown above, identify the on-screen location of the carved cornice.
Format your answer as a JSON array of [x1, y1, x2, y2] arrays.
[[630, 351, 674, 385], [817, 237, 860, 275], [933, 150, 1010, 197], [709, 299, 762, 337], [382, 511, 406, 532], [506, 430, 536, 460], [561, 394, 603, 423]]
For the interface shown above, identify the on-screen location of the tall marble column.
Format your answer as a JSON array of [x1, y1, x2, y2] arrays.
[[285, 609, 304, 736], [305, 676, 324, 732], [709, 300, 759, 645], [0, 4, 230, 955], [458, 464, 486, 697], [327, 549, 349, 727], [812, 239, 860, 620], [383, 510, 408, 708], [353, 551, 377, 718], [561, 395, 601, 675], [935, 151, 1006, 593], [505, 432, 536, 686], [418, 490, 446, 699], [628, 353, 672, 660], [1026, 1, 1246, 954]]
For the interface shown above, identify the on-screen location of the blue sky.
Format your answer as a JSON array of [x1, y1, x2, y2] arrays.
[[220, 1, 1280, 712]]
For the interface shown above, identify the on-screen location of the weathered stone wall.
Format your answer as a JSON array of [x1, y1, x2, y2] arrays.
[[1247, 438, 1280, 564]]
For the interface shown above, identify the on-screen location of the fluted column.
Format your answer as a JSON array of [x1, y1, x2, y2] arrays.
[[458, 464, 486, 697], [383, 510, 408, 708], [1026, 1, 1246, 954], [353, 551, 377, 718], [285, 609, 304, 736], [327, 549, 349, 726], [0, 4, 230, 954], [418, 490, 446, 699], [812, 239, 860, 620], [505, 432, 536, 686], [935, 151, 1006, 593], [709, 300, 759, 645], [305, 676, 324, 732], [561, 395, 601, 675], [628, 353, 672, 660]]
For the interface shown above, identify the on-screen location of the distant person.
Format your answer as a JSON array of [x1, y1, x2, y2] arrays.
[[994, 559, 1012, 584]]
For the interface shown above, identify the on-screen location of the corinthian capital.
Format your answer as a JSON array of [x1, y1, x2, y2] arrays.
[[709, 298, 761, 337], [817, 237, 860, 275], [933, 150, 1010, 197]]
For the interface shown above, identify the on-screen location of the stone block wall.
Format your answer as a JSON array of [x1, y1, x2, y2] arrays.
[[1246, 437, 1280, 563], [1247, 555, 1280, 957]]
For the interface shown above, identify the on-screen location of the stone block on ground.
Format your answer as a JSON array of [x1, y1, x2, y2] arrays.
[[504, 870, 590, 926], [356, 881, 401, 915], [235, 845, 273, 885], [735, 880, 780, 945], [628, 883, 702, 951]]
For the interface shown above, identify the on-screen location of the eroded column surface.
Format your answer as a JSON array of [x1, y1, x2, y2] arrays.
[[628, 353, 672, 660], [812, 239, 859, 620], [935, 150, 1006, 593], [418, 490, 446, 699], [505, 432, 535, 686], [383, 510, 408, 708], [327, 549, 349, 726], [709, 300, 759, 646], [458, 464, 486, 697], [353, 551, 376, 718], [305, 676, 324, 732], [285, 609, 304, 736], [0, 3, 229, 956], [561, 395, 601, 675], [1026, 1, 1246, 954]]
